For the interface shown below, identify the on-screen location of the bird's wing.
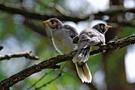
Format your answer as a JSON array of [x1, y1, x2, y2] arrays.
[[79, 28, 105, 46], [94, 29, 105, 45], [63, 24, 78, 38], [63, 24, 79, 44]]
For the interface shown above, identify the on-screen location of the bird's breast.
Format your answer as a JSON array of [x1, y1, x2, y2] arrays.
[[52, 31, 76, 54]]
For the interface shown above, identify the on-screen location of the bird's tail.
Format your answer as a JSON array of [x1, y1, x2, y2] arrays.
[[75, 63, 92, 83], [72, 46, 92, 83], [73, 46, 90, 63]]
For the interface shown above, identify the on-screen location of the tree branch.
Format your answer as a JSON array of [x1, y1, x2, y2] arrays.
[[94, 6, 135, 17], [23, 19, 46, 36], [0, 34, 135, 89], [23, 18, 135, 38], [0, 3, 87, 22], [0, 4, 135, 29], [0, 51, 39, 61], [107, 20, 135, 28], [90, 34, 135, 55], [1, 3, 135, 21]]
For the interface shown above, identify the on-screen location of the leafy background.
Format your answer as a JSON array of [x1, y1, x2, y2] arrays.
[[0, 0, 135, 90]]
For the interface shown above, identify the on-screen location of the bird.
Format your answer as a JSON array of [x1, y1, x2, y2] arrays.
[[42, 18, 78, 54], [72, 23, 112, 83], [43, 18, 86, 82]]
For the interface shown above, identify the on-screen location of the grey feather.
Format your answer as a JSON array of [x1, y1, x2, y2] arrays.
[[75, 63, 92, 83], [73, 24, 108, 83]]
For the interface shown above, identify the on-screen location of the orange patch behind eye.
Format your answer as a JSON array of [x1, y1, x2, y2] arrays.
[[53, 21, 57, 26]]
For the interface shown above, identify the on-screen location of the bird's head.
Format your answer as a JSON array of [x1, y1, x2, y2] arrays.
[[92, 23, 112, 34], [43, 18, 63, 30]]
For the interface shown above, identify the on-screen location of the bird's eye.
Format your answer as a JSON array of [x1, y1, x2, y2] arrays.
[[100, 25, 104, 29], [51, 21, 54, 24], [51, 21, 57, 26]]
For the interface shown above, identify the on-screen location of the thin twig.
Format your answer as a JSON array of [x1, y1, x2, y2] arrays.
[[35, 64, 65, 90], [27, 70, 54, 90], [35, 72, 62, 90], [0, 51, 39, 61]]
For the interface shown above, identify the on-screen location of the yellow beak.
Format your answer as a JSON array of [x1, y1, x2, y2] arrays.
[[106, 25, 112, 29], [42, 20, 52, 25]]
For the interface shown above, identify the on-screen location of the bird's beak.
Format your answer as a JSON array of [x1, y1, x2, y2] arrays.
[[106, 25, 112, 29], [42, 20, 52, 25]]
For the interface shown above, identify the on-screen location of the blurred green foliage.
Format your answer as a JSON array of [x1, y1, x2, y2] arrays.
[[0, 0, 135, 90]]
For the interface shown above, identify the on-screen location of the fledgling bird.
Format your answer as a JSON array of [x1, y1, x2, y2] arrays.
[[43, 18, 78, 54], [73, 23, 112, 83], [43, 18, 87, 82]]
